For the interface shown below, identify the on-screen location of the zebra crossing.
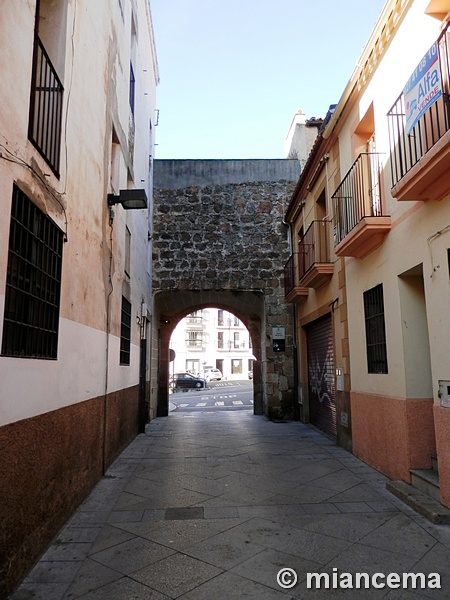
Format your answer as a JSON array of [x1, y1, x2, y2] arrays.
[[172, 393, 253, 411]]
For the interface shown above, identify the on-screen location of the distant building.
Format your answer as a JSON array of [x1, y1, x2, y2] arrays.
[[170, 309, 255, 380], [284, 108, 323, 168]]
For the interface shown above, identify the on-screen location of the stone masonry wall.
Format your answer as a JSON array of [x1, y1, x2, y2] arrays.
[[152, 160, 300, 418]]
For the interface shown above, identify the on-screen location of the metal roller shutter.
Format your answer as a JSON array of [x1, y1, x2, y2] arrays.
[[306, 314, 336, 436]]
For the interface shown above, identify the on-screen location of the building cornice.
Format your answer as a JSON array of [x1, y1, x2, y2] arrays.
[[323, 0, 413, 141]]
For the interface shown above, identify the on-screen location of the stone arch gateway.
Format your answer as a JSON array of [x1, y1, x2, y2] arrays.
[[150, 159, 300, 420]]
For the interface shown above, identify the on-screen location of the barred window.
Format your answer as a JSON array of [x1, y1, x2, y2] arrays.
[[120, 296, 132, 365], [234, 332, 240, 348], [186, 331, 203, 348], [1, 185, 63, 359], [363, 284, 388, 374], [217, 331, 224, 349]]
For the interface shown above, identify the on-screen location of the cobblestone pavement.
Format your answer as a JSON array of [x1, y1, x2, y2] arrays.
[[11, 411, 450, 599]]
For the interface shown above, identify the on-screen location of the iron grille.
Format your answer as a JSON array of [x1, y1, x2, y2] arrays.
[[332, 153, 384, 246], [298, 220, 331, 279], [217, 333, 224, 349], [120, 296, 132, 365], [387, 22, 450, 187], [284, 253, 296, 296], [1, 185, 63, 359], [186, 315, 203, 324], [28, 31, 64, 177], [363, 284, 388, 374], [186, 331, 204, 348]]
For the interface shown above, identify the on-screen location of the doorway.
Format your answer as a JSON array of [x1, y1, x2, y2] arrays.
[[306, 314, 336, 436]]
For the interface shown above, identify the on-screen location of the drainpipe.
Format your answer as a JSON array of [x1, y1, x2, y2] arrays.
[[282, 201, 300, 421], [103, 209, 114, 474]]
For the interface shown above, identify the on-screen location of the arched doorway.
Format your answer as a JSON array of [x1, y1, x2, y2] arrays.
[[152, 290, 264, 418]]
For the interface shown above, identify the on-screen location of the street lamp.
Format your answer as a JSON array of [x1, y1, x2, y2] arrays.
[[107, 189, 148, 210]]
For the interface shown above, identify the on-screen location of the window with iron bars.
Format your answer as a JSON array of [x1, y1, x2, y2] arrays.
[[1, 185, 63, 359], [186, 331, 203, 347], [120, 296, 132, 365], [363, 284, 388, 374], [28, 6, 64, 178], [217, 331, 224, 349]]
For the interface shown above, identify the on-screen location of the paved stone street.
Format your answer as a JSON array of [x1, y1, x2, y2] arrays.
[[12, 411, 450, 599]]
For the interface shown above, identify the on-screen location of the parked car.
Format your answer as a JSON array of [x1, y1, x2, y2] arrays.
[[204, 368, 222, 381], [169, 373, 206, 389]]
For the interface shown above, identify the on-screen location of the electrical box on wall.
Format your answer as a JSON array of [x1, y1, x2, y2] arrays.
[[438, 380, 450, 408], [336, 366, 345, 392], [272, 326, 285, 352]]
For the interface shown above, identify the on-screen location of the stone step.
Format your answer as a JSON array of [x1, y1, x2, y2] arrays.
[[410, 468, 440, 502], [386, 480, 450, 524]]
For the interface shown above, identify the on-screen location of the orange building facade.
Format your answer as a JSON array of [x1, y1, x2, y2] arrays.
[[285, 0, 450, 509]]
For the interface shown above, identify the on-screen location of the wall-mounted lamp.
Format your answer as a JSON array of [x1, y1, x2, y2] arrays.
[[107, 189, 148, 210]]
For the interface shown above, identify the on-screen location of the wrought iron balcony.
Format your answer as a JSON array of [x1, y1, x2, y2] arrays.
[[332, 152, 391, 259], [185, 338, 204, 350], [28, 32, 64, 177], [283, 220, 333, 302], [297, 220, 334, 289], [186, 315, 204, 328], [284, 253, 309, 303], [387, 22, 450, 201]]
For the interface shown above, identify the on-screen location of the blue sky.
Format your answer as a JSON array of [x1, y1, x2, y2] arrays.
[[150, 0, 387, 159]]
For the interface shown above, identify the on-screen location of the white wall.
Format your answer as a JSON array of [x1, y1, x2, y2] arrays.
[[0, 0, 158, 426]]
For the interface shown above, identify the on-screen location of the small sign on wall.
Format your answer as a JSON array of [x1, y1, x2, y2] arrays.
[[438, 380, 450, 408], [272, 326, 285, 352], [336, 366, 345, 392]]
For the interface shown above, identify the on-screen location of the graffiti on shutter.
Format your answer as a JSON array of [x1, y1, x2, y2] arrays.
[[306, 314, 336, 436]]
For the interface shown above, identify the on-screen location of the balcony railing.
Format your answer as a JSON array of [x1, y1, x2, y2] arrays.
[[283, 221, 333, 299], [186, 339, 204, 349], [217, 340, 249, 351], [284, 253, 296, 298], [331, 153, 390, 259], [28, 32, 64, 177], [298, 220, 332, 279], [283, 253, 309, 303], [388, 23, 450, 194], [186, 316, 203, 325], [332, 153, 385, 245]]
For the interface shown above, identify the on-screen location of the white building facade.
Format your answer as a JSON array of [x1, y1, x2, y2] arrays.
[[169, 309, 255, 380]]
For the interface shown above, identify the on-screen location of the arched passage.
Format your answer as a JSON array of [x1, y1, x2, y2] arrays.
[[153, 290, 265, 417], [150, 159, 300, 422]]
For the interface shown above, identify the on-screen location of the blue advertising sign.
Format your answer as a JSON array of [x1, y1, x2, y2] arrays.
[[403, 42, 442, 134]]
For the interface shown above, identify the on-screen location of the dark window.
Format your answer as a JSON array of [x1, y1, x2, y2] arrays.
[[363, 284, 388, 374], [234, 332, 240, 348], [129, 62, 135, 116], [217, 331, 224, 349], [1, 185, 63, 358], [231, 359, 242, 374], [120, 296, 132, 365], [186, 331, 203, 347], [28, 0, 65, 177]]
